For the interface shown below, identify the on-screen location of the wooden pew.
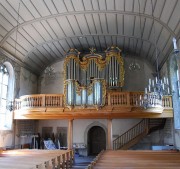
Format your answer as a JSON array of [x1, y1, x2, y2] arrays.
[[0, 149, 74, 169], [87, 150, 180, 169]]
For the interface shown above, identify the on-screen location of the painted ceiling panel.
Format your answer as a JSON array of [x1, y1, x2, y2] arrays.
[[24, 24, 45, 44], [40, 20, 57, 40], [0, 5, 18, 27], [153, 0, 166, 18], [4, 41, 25, 61], [117, 14, 123, 35], [47, 18, 66, 38], [43, 0, 59, 15], [157, 28, 170, 52], [91, 0, 100, 10], [125, 0, 134, 12], [160, 0, 177, 24], [30, 0, 51, 17], [75, 15, 90, 35], [106, 0, 115, 10], [142, 18, 153, 40], [6, 34, 27, 54], [32, 22, 52, 42], [168, 2, 180, 32], [71, 0, 85, 11], [56, 16, 74, 37], [0, 26, 8, 37], [92, 14, 103, 34], [1, 0, 23, 24], [0, 14, 13, 32], [52, 0, 68, 13], [144, 0, 153, 16], [99, 14, 108, 34], [83, 0, 93, 11], [107, 14, 117, 34], [22, 0, 41, 18], [84, 14, 97, 34], [98, 0, 106, 10], [115, 0, 125, 11], [124, 15, 134, 36]]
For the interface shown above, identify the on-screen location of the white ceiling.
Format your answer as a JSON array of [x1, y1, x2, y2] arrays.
[[0, 0, 179, 75]]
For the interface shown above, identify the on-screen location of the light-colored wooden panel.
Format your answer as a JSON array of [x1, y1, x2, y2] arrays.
[[99, 14, 108, 34], [23, 24, 45, 44], [142, 18, 153, 40], [124, 15, 134, 36], [33, 22, 52, 41], [92, 14, 103, 34], [0, 13, 13, 32], [84, 14, 97, 34], [160, 0, 177, 24], [125, 0, 134, 12], [115, 0, 125, 11], [43, 0, 58, 14], [91, 0, 100, 10], [56, 17, 74, 37], [107, 14, 117, 34], [83, 0, 93, 10], [106, 0, 115, 10], [22, 0, 41, 18], [168, 1, 180, 32], [66, 15, 82, 35], [71, 0, 85, 11], [117, 14, 123, 35], [51, 0, 67, 13], [40, 20, 58, 40], [75, 15, 90, 35]]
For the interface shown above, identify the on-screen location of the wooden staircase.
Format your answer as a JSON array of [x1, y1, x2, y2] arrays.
[[113, 118, 166, 150]]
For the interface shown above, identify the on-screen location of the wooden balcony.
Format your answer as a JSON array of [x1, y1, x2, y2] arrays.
[[14, 92, 173, 119]]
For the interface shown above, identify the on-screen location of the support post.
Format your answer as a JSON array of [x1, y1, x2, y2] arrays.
[[67, 119, 73, 150], [107, 119, 112, 150]]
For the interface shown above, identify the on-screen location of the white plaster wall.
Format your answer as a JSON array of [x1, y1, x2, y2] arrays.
[[112, 119, 142, 138], [38, 120, 68, 134], [39, 57, 155, 93], [37, 119, 141, 146], [123, 56, 155, 91], [0, 131, 13, 148], [40, 61, 64, 94], [19, 67, 38, 96], [175, 130, 180, 149], [73, 119, 108, 144]]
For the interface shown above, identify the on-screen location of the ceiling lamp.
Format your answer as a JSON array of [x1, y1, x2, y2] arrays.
[[140, 0, 170, 109], [129, 61, 141, 71], [44, 66, 55, 76]]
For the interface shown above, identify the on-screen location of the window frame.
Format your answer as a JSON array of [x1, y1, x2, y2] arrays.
[[0, 62, 15, 130]]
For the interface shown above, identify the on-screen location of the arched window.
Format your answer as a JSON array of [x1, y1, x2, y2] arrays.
[[0, 62, 15, 130]]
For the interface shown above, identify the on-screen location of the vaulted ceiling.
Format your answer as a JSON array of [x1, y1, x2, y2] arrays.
[[0, 0, 179, 75]]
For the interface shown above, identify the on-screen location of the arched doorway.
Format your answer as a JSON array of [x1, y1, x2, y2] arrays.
[[88, 126, 106, 155]]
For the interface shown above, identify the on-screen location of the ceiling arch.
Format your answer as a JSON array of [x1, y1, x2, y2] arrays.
[[0, 0, 179, 75]]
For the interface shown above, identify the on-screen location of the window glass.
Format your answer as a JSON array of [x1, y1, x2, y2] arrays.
[[2, 85, 7, 99], [3, 74, 9, 85], [0, 64, 13, 130]]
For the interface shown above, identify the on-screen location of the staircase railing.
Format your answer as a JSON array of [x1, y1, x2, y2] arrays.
[[113, 119, 149, 150]]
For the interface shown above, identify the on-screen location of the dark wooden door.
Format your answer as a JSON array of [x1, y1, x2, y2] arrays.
[[88, 126, 106, 155]]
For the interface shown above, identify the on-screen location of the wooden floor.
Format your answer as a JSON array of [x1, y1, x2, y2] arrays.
[[88, 150, 180, 169], [0, 149, 73, 169]]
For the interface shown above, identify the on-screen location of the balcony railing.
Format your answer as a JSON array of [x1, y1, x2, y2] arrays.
[[14, 92, 172, 110]]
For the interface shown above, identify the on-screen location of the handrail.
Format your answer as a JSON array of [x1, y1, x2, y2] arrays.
[[15, 94, 64, 110], [14, 92, 172, 110], [113, 119, 149, 150]]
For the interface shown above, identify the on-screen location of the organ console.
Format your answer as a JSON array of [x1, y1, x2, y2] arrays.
[[64, 46, 125, 110]]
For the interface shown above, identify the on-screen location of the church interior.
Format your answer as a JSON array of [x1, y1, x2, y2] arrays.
[[0, 0, 180, 168]]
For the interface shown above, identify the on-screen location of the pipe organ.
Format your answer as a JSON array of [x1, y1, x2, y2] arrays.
[[64, 46, 124, 109]]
